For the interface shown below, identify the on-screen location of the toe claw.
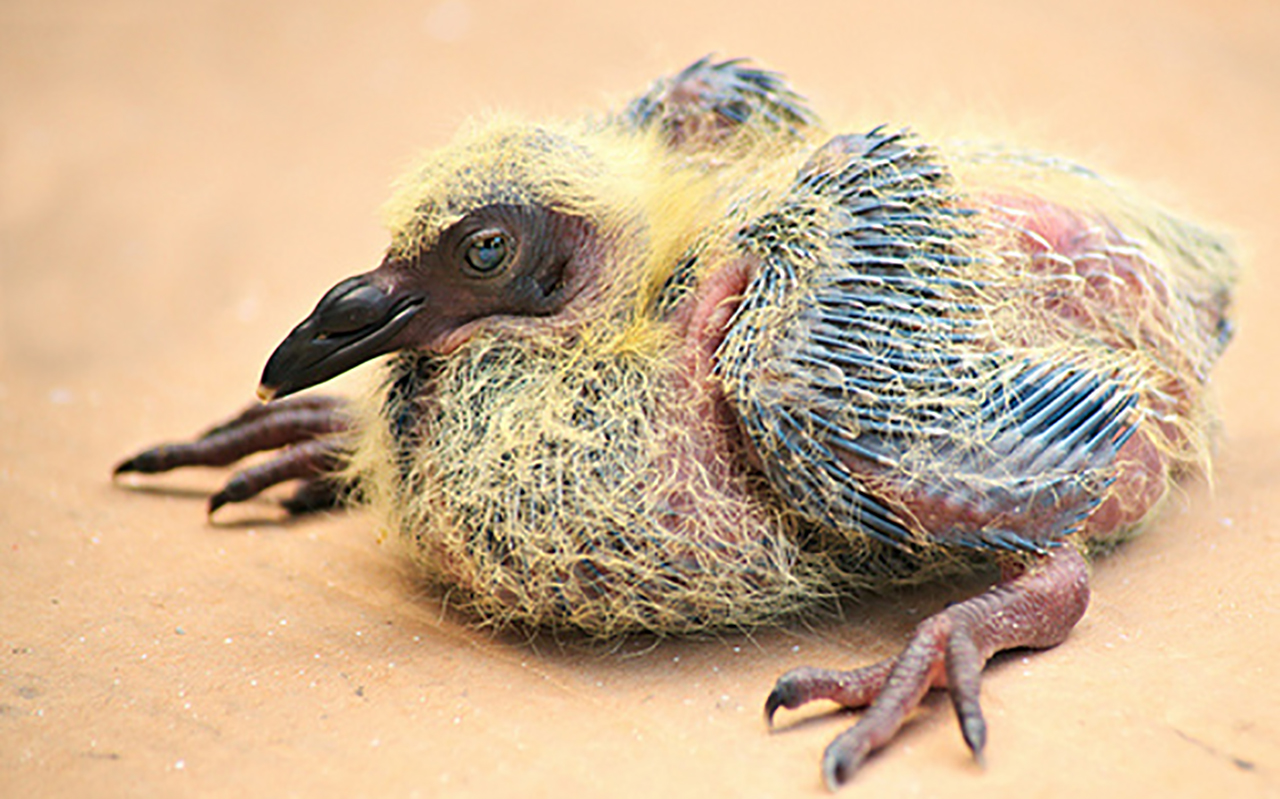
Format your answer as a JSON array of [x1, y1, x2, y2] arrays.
[[764, 671, 807, 726], [764, 685, 788, 726], [959, 710, 987, 761], [822, 729, 871, 791], [114, 448, 161, 475], [207, 491, 231, 516]]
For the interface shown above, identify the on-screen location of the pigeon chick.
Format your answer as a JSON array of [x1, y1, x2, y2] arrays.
[[115, 58, 1238, 789]]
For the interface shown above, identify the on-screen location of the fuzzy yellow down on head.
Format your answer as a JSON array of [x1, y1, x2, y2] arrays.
[[377, 113, 803, 325], [381, 116, 641, 256]]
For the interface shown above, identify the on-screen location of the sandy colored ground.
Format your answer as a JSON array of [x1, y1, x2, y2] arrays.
[[2, 1, 1278, 796]]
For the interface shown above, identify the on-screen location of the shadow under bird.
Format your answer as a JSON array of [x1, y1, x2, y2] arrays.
[[115, 57, 1238, 789]]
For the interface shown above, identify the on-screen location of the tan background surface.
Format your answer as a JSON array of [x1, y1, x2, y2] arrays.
[[2, 1, 1278, 796]]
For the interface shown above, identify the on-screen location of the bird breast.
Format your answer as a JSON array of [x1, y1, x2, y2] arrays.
[[356, 258, 824, 635]]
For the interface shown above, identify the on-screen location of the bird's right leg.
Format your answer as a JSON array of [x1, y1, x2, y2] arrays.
[[114, 395, 353, 516], [765, 546, 1091, 789]]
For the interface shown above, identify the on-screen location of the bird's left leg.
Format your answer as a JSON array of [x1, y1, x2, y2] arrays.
[[114, 395, 352, 515], [765, 546, 1090, 790]]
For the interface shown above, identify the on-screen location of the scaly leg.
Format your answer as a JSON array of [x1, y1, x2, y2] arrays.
[[114, 395, 352, 515], [766, 546, 1090, 790]]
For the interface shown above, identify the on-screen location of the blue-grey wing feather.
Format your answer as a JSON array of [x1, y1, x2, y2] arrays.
[[717, 128, 1138, 554]]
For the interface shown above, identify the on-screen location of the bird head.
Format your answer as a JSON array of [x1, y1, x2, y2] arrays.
[[257, 119, 672, 401]]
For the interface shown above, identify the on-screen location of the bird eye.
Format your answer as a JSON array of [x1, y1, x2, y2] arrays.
[[462, 230, 512, 275]]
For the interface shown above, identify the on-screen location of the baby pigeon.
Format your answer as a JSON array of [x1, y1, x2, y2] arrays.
[[116, 57, 1237, 788]]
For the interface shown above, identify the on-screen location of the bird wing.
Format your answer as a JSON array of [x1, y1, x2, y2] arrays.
[[615, 56, 817, 149], [715, 128, 1140, 553]]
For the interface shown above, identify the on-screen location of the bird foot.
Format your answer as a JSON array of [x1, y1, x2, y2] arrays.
[[766, 547, 1090, 790], [114, 395, 352, 516]]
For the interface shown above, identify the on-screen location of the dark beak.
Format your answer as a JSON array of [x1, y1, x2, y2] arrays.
[[258, 274, 424, 401]]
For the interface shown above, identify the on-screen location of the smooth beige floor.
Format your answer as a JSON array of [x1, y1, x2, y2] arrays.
[[2, 1, 1277, 796]]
